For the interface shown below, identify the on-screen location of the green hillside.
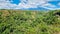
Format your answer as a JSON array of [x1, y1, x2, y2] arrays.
[[0, 10, 60, 34]]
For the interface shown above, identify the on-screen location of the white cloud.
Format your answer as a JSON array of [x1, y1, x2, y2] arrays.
[[47, 0, 60, 1], [0, 0, 60, 10]]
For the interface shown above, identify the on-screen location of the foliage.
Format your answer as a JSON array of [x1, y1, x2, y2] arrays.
[[0, 10, 60, 34]]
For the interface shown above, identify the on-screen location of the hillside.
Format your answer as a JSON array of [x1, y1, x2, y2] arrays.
[[0, 10, 60, 34]]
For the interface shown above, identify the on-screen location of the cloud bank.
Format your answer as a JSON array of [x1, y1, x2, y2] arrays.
[[0, 0, 60, 10]]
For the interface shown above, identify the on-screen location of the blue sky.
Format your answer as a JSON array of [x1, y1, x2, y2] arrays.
[[0, 0, 60, 10], [9, 0, 20, 5]]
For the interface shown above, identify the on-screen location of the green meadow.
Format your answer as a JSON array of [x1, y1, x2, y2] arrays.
[[0, 10, 60, 34]]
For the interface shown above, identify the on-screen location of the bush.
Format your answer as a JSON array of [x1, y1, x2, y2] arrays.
[[0, 10, 60, 34]]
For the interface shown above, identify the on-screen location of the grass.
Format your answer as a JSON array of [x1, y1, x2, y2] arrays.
[[0, 9, 60, 34]]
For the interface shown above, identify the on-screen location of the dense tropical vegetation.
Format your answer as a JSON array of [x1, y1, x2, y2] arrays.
[[0, 9, 60, 34]]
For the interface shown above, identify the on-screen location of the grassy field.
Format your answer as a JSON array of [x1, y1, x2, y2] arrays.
[[0, 10, 60, 34]]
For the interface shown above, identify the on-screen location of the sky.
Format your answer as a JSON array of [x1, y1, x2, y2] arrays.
[[0, 0, 60, 10]]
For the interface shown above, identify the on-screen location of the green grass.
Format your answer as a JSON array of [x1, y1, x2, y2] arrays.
[[0, 10, 60, 34]]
